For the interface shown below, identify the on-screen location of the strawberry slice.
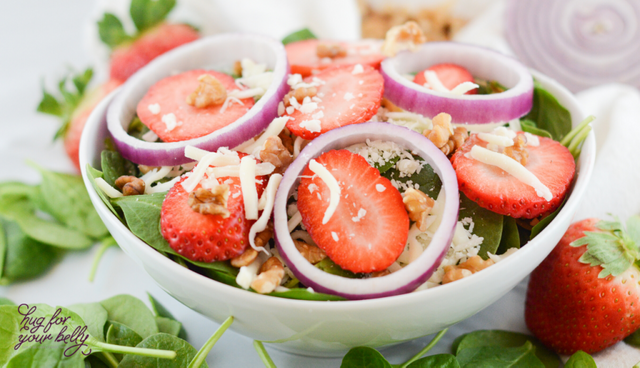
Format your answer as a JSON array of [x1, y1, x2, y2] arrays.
[[297, 150, 409, 273], [413, 63, 477, 94], [451, 133, 575, 218], [285, 65, 383, 140], [286, 39, 385, 77], [137, 69, 254, 142], [161, 175, 266, 262]]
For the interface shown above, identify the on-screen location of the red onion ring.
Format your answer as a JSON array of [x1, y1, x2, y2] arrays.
[[506, 0, 640, 92], [273, 122, 459, 300], [107, 33, 290, 166], [380, 42, 533, 125]]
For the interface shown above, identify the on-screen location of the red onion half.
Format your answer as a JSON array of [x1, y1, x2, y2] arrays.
[[274, 122, 459, 300], [506, 0, 640, 92], [107, 33, 289, 166], [380, 42, 533, 125]]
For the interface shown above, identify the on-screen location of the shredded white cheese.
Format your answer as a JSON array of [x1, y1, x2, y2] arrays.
[[524, 132, 540, 146], [140, 166, 172, 194], [331, 232, 339, 241], [240, 156, 259, 220], [309, 159, 341, 225], [248, 174, 282, 254], [209, 162, 274, 178], [477, 133, 514, 147], [288, 211, 302, 233], [236, 116, 290, 154], [95, 177, 123, 198], [141, 130, 158, 142]]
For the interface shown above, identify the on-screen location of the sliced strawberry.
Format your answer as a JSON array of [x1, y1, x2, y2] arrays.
[[161, 175, 266, 263], [285, 65, 383, 140], [297, 150, 409, 273], [451, 133, 575, 218], [413, 63, 477, 94], [110, 23, 199, 81], [136, 69, 254, 142], [286, 39, 385, 77]]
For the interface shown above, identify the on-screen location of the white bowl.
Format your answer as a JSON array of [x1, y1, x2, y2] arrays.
[[79, 45, 595, 357]]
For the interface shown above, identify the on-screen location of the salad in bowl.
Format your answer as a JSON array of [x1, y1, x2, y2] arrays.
[[79, 29, 595, 355]]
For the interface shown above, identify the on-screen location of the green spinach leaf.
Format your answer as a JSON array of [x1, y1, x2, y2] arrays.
[[101, 150, 138, 187], [118, 333, 206, 368], [497, 217, 520, 255], [100, 295, 158, 339], [267, 288, 346, 301], [106, 321, 144, 360], [456, 341, 544, 368], [156, 317, 182, 337], [458, 193, 503, 259], [383, 158, 442, 198], [340, 346, 392, 368], [407, 354, 460, 368], [68, 302, 109, 342], [111, 193, 170, 253], [0, 297, 14, 306], [148, 293, 187, 339], [564, 351, 596, 368], [530, 196, 568, 240], [523, 82, 572, 142], [519, 120, 552, 139], [282, 28, 317, 45], [86, 165, 123, 222], [315, 257, 363, 279]]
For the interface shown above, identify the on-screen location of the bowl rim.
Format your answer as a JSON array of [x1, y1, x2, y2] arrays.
[[80, 68, 595, 312]]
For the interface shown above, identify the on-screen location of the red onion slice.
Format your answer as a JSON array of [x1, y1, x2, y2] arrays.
[[380, 42, 533, 125], [107, 33, 290, 166], [506, 0, 640, 92], [274, 122, 459, 300]]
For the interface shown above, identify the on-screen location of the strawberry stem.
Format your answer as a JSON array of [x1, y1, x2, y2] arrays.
[[398, 328, 448, 368]]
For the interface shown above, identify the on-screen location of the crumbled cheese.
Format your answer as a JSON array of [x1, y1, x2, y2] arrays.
[[232, 191, 242, 199], [148, 103, 161, 114], [299, 119, 321, 133], [487, 247, 519, 263], [277, 101, 284, 116], [375, 184, 386, 192], [396, 159, 421, 176], [308, 183, 318, 194], [424, 71, 449, 92], [288, 211, 302, 232], [311, 111, 324, 120], [352, 64, 364, 74], [236, 116, 290, 154], [95, 177, 123, 198], [384, 111, 433, 133], [229, 87, 265, 100], [477, 133, 514, 148], [351, 208, 366, 222], [449, 81, 479, 95], [470, 145, 552, 201], [524, 132, 540, 146], [141, 130, 158, 142], [343, 92, 354, 101], [299, 101, 318, 114], [248, 174, 282, 254], [140, 166, 172, 193], [492, 126, 517, 139], [286, 106, 295, 115], [236, 255, 265, 289], [309, 159, 341, 225], [331, 232, 339, 241], [240, 156, 259, 220], [161, 113, 181, 132]]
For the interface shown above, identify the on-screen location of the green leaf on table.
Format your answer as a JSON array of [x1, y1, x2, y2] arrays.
[[100, 295, 158, 339], [340, 346, 392, 368], [458, 193, 504, 260], [564, 350, 596, 368], [0, 297, 14, 306], [68, 302, 109, 342], [148, 293, 187, 340], [519, 120, 552, 139], [130, 0, 176, 33], [497, 216, 520, 255], [156, 317, 182, 337], [106, 321, 144, 360], [282, 28, 317, 45], [456, 341, 544, 368], [87, 164, 122, 222], [407, 354, 460, 368], [452, 330, 559, 368], [118, 333, 207, 368], [101, 150, 138, 187], [98, 13, 131, 49], [523, 82, 572, 142], [86, 355, 110, 368], [268, 288, 346, 301]]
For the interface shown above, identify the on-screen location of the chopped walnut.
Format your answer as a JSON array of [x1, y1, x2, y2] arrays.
[[381, 98, 403, 112], [316, 42, 347, 58], [138, 165, 159, 175], [371, 269, 391, 278], [233, 60, 243, 77], [186, 74, 227, 108], [442, 255, 495, 284], [230, 248, 258, 268], [188, 185, 230, 217], [251, 257, 285, 294], [278, 129, 294, 154], [283, 86, 317, 108], [115, 176, 145, 196], [402, 188, 435, 231], [423, 113, 467, 156], [294, 239, 326, 264], [259, 136, 293, 174], [503, 134, 528, 166], [254, 226, 273, 249], [381, 21, 427, 57]]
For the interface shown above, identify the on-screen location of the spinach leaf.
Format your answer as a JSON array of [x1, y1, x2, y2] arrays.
[[523, 82, 572, 142], [0, 305, 25, 365], [148, 293, 187, 339], [315, 257, 363, 279], [458, 193, 503, 260], [201, 268, 241, 288], [185, 258, 239, 276], [497, 217, 520, 255], [127, 116, 151, 140], [0, 218, 59, 283], [97, 13, 131, 49], [32, 164, 108, 239], [130, 0, 176, 33], [564, 351, 596, 368], [374, 155, 401, 174], [456, 341, 544, 368], [267, 288, 346, 301], [101, 150, 138, 187], [68, 302, 109, 342], [382, 158, 442, 198], [341, 346, 392, 368], [156, 317, 182, 336], [282, 28, 317, 45], [118, 333, 206, 368], [0, 297, 14, 306], [5, 340, 86, 368], [519, 120, 552, 139], [111, 193, 170, 253], [407, 354, 460, 368], [530, 196, 568, 240], [453, 330, 559, 368], [100, 295, 158, 339], [106, 321, 144, 360], [86, 165, 123, 222], [0, 219, 5, 280], [85, 355, 110, 368]]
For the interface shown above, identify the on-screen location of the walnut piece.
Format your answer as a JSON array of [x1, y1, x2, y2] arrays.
[[504, 134, 529, 166], [442, 255, 495, 284], [259, 136, 293, 174], [254, 226, 273, 249], [423, 113, 468, 156], [233, 60, 243, 77], [381, 98, 403, 113], [316, 42, 347, 58], [294, 239, 326, 264], [278, 129, 294, 154], [381, 21, 427, 57], [402, 188, 435, 231], [230, 248, 258, 268], [251, 257, 285, 294], [371, 269, 391, 278], [186, 74, 227, 108], [283, 86, 317, 108], [188, 185, 230, 217], [115, 176, 145, 196], [138, 165, 159, 175]]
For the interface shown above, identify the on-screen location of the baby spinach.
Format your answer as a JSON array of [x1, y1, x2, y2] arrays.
[[382, 159, 442, 198], [106, 321, 144, 361], [407, 354, 460, 368], [564, 351, 597, 367], [455, 341, 544, 368], [315, 257, 363, 279], [519, 120, 552, 139], [118, 333, 206, 368], [267, 288, 345, 301], [111, 193, 169, 253], [458, 194, 503, 259], [148, 293, 187, 340], [127, 116, 152, 140], [282, 28, 317, 45], [129, 0, 176, 33], [341, 347, 392, 368], [87, 165, 123, 222], [5, 340, 86, 368], [101, 150, 138, 187], [530, 197, 568, 240], [0, 297, 14, 306], [626, 328, 640, 346], [68, 302, 109, 342], [497, 217, 520, 255], [156, 317, 182, 337], [100, 295, 159, 339], [523, 82, 572, 142]]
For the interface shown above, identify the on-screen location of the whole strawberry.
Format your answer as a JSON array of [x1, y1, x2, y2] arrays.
[[525, 216, 640, 354], [98, 0, 199, 81]]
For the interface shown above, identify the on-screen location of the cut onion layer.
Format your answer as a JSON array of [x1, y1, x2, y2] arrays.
[[380, 42, 533, 125], [506, 0, 640, 92], [273, 122, 459, 300], [107, 33, 290, 166]]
